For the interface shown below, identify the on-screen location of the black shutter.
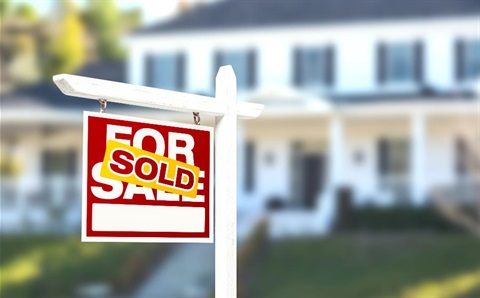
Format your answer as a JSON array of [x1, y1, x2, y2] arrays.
[[145, 54, 155, 87], [41, 151, 50, 176], [455, 39, 464, 81], [324, 46, 335, 86], [456, 138, 467, 176], [414, 41, 423, 84], [213, 51, 222, 89], [377, 43, 386, 84], [378, 138, 388, 175], [293, 47, 303, 86], [247, 49, 256, 88], [176, 52, 186, 91], [245, 141, 255, 192], [67, 150, 77, 176]]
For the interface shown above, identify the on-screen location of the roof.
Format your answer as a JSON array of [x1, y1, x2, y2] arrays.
[[1, 61, 128, 111], [135, 0, 480, 35]]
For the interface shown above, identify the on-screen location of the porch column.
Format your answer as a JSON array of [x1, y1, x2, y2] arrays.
[[329, 116, 345, 189], [411, 113, 426, 205]]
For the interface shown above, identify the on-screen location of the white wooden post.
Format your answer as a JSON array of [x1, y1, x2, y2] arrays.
[[329, 115, 344, 188], [411, 113, 426, 206], [53, 67, 263, 298], [215, 65, 237, 298]]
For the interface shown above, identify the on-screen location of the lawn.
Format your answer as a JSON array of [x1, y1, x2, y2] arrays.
[[0, 235, 167, 297], [249, 234, 480, 298]]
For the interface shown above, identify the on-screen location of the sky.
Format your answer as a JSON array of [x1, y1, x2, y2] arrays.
[[10, 0, 180, 25]]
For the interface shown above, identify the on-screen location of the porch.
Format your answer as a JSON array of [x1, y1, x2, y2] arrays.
[[1, 123, 83, 234], [241, 98, 479, 238]]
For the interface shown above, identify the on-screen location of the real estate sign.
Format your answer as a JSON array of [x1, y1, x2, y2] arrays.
[[82, 112, 213, 243]]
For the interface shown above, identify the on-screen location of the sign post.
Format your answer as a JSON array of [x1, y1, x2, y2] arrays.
[[54, 65, 263, 298], [215, 66, 237, 297]]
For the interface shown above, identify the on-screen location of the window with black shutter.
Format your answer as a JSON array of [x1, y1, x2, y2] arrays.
[[42, 149, 77, 177], [379, 42, 418, 84], [456, 39, 480, 81], [145, 53, 185, 91], [293, 46, 334, 87], [214, 49, 255, 90], [377, 138, 409, 177]]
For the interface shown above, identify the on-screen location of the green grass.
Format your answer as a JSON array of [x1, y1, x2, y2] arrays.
[[249, 234, 480, 298], [0, 235, 166, 297]]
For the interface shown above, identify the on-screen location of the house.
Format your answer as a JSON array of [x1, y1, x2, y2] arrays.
[[124, 0, 480, 237], [1, 0, 479, 237]]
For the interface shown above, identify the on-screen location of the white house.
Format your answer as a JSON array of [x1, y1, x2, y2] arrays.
[[1, 0, 479, 237], [123, 0, 480, 237]]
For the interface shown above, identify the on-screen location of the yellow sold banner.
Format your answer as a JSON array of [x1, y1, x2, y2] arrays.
[[100, 140, 200, 198]]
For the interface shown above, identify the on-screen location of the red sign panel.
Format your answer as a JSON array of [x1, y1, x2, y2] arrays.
[[82, 112, 213, 242]]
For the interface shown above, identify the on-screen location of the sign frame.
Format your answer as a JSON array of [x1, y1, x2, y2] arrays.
[[54, 66, 264, 298], [81, 111, 214, 243]]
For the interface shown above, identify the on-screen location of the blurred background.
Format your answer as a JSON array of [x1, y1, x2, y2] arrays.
[[1, 0, 479, 297]]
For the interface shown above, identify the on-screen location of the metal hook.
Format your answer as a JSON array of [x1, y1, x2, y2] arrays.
[[193, 112, 200, 125], [99, 98, 107, 113]]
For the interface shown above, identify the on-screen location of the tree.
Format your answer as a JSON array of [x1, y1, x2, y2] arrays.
[[84, 0, 123, 61], [15, 3, 37, 22], [43, 0, 86, 77], [0, 0, 11, 18]]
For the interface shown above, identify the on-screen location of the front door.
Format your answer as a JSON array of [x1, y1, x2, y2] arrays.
[[301, 154, 324, 208]]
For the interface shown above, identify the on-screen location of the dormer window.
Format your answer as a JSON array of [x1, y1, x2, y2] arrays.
[[214, 49, 256, 90], [145, 53, 185, 91], [456, 39, 480, 81], [293, 46, 334, 87], [378, 42, 422, 84]]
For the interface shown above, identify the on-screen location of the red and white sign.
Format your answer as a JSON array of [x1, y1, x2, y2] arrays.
[[82, 112, 213, 242]]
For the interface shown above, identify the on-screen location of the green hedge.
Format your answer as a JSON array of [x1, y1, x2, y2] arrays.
[[347, 205, 458, 232]]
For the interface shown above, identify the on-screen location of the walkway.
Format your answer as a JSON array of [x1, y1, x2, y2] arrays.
[[134, 243, 215, 298]]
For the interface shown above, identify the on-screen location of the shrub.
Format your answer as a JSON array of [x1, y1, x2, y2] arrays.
[[347, 205, 459, 232]]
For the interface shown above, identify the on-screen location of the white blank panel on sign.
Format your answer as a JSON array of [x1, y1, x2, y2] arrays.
[[92, 203, 205, 232]]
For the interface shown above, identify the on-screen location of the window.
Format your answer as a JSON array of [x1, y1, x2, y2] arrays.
[[293, 46, 334, 86], [145, 53, 185, 90], [214, 49, 256, 90], [378, 139, 410, 176], [245, 141, 255, 192], [378, 42, 422, 83], [42, 149, 77, 176], [456, 39, 480, 81]]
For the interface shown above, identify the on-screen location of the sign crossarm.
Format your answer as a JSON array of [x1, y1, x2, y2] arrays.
[[53, 74, 263, 119]]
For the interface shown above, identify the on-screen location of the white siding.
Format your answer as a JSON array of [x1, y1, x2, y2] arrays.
[[126, 17, 479, 95], [258, 41, 292, 88], [425, 36, 455, 91], [336, 36, 376, 94], [256, 141, 291, 206], [186, 44, 213, 93]]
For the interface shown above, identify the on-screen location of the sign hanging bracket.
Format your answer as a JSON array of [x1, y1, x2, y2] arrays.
[[99, 98, 107, 113]]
